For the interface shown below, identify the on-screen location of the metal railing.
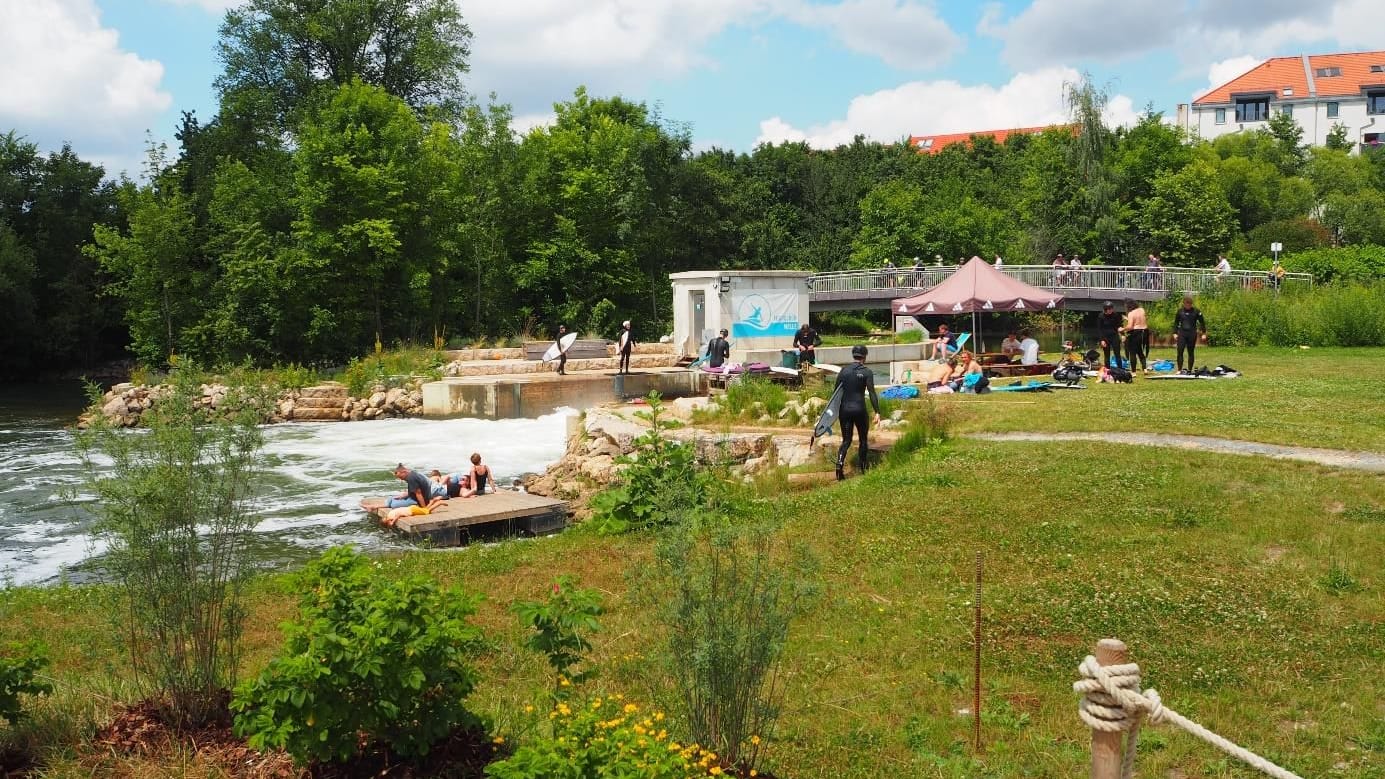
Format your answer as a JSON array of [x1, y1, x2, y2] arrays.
[[807, 265, 1313, 298]]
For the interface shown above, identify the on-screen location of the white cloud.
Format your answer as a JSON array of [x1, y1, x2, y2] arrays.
[[790, 0, 960, 69], [1199, 55, 1261, 99], [984, 0, 1385, 73], [0, 0, 171, 170], [755, 67, 1139, 149]]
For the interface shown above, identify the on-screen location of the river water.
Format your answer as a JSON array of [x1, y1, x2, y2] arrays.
[[0, 383, 575, 586]]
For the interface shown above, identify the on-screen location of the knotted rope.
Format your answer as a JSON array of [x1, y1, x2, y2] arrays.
[[1074, 655, 1304, 779]]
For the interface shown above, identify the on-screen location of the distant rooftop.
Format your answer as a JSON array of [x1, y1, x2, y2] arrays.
[[1194, 50, 1385, 105], [907, 125, 1059, 154]]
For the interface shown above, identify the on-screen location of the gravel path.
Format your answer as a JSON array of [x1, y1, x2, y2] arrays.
[[966, 432, 1385, 472]]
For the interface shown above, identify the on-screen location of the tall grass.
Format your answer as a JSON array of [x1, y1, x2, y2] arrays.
[[1152, 284, 1385, 347], [720, 377, 790, 419]]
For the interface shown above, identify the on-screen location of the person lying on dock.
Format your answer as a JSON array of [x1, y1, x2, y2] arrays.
[[384, 494, 446, 527]]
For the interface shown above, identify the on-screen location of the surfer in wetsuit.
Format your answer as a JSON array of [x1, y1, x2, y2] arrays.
[[617, 320, 635, 375], [793, 323, 820, 366], [705, 328, 730, 368], [1172, 294, 1207, 374], [1097, 301, 1123, 370], [554, 324, 569, 375], [834, 344, 882, 481]]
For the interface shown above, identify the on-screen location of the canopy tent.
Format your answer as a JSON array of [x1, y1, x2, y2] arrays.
[[892, 257, 1065, 352]]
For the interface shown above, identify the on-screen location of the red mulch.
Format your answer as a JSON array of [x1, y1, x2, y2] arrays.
[[86, 695, 500, 779]]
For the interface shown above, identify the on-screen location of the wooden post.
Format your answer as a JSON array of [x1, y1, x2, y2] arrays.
[[1091, 638, 1128, 779]]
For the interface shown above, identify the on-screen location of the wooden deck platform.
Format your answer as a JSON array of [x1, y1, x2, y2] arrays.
[[361, 490, 569, 546]]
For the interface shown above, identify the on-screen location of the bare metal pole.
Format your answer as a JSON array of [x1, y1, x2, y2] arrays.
[[973, 550, 983, 754]]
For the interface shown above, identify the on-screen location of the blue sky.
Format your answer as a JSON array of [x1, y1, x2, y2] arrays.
[[2, 0, 1382, 176]]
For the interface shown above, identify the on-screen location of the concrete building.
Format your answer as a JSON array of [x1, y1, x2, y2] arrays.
[[669, 270, 811, 362], [1177, 50, 1385, 152]]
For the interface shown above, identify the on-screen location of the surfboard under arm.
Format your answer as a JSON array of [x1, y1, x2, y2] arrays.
[[812, 384, 845, 440]]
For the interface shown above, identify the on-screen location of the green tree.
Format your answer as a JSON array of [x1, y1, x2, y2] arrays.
[[1137, 160, 1235, 264], [1324, 123, 1352, 151], [1265, 111, 1307, 175], [216, 0, 472, 130]]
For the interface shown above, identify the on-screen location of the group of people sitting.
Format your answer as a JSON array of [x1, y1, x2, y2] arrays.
[[923, 349, 989, 394], [383, 454, 493, 527]]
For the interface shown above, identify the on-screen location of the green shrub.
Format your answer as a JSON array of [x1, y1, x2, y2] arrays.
[[1153, 284, 1385, 347], [0, 643, 51, 725], [883, 399, 953, 467], [337, 346, 447, 396], [586, 298, 619, 339], [75, 367, 269, 726], [1282, 245, 1385, 283], [231, 546, 484, 765], [720, 376, 789, 419], [512, 576, 604, 689], [588, 393, 709, 534], [652, 519, 819, 774], [893, 328, 924, 344], [486, 695, 719, 779], [815, 311, 877, 335]]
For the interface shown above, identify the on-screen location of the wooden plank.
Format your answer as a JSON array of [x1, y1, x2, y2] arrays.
[[361, 491, 569, 533]]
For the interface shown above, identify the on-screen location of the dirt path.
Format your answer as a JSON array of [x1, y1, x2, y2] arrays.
[[966, 431, 1385, 472]]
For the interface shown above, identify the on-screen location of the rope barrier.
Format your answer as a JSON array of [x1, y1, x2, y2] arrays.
[[1074, 654, 1305, 779]]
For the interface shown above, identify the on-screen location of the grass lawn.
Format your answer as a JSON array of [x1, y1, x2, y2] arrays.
[[944, 347, 1385, 452], [5, 437, 1383, 778]]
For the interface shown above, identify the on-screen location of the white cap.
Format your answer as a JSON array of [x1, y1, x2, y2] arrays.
[[622, 320, 631, 327]]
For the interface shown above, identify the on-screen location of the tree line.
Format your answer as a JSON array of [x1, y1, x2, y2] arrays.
[[2, 0, 1384, 377]]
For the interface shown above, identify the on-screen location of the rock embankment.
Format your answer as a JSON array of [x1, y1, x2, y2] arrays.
[[80, 380, 425, 428], [523, 406, 832, 517]]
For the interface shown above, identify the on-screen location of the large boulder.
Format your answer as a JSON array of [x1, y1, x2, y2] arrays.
[[101, 396, 128, 418], [368, 391, 387, 409]]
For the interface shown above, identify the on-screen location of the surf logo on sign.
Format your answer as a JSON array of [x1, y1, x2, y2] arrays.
[[731, 290, 799, 339]]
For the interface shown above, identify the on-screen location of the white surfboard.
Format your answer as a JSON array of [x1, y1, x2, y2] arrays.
[[542, 332, 579, 362], [769, 366, 799, 376], [815, 363, 842, 374]]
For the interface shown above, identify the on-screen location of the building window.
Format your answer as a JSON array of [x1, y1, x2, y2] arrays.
[[1371, 64, 1384, 73], [1370, 92, 1385, 115], [1280, 104, 1293, 118], [1235, 97, 1270, 122], [1327, 102, 1339, 118], [1315, 67, 1342, 78], [1214, 108, 1226, 125]]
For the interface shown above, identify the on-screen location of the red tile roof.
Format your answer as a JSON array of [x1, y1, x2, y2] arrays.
[[1195, 50, 1385, 105], [908, 125, 1056, 154]]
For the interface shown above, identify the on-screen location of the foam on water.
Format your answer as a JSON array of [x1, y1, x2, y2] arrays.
[[0, 409, 576, 586]]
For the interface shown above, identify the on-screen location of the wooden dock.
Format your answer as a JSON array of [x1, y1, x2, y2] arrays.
[[361, 491, 568, 546]]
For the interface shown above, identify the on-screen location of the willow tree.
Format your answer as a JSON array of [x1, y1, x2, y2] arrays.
[[1064, 76, 1129, 262]]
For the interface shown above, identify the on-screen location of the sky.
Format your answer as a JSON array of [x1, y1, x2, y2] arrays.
[[2, 0, 1383, 178]]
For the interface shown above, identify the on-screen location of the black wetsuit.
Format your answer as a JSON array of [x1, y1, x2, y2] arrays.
[[1097, 311, 1123, 369], [554, 334, 568, 374], [834, 362, 881, 477], [793, 327, 820, 365], [617, 329, 634, 374], [705, 336, 730, 368], [1173, 306, 1206, 371]]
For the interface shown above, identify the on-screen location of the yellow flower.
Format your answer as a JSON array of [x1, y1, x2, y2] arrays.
[[750, 771, 758, 777], [492, 735, 505, 745], [710, 768, 723, 776], [669, 742, 681, 751], [750, 735, 761, 745], [655, 711, 665, 721], [557, 703, 572, 716], [624, 703, 639, 713], [559, 676, 572, 687], [592, 698, 603, 708], [524, 705, 534, 713]]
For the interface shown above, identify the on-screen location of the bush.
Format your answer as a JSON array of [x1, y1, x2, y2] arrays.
[[0, 643, 51, 725], [1150, 283, 1385, 347], [814, 311, 877, 335], [720, 376, 789, 419], [588, 393, 710, 534], [75, 367, 269, 726], [512, 576, 604, 689], [1282, 245, 1385, 284], [884, 399, 953, 467], [893, 328, 924, 344], [232, 547, 485, 765], [486, 695, 720, 779], [652, 520, 818, 774], [338, 345, 447, 396]]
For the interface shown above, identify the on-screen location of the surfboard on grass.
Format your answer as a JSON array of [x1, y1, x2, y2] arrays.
[[811, 385, 844, 442], [542, 332, 579, 362]]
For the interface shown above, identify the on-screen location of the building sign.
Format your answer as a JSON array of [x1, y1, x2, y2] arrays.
[[730, 290, 799, 338]]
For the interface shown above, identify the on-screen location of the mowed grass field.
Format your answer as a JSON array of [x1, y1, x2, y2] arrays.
[[5, 436, 1383, 777], [948, 346, 1385, 452]]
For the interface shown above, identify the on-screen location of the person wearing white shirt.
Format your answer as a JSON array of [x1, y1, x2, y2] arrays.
[[1215, 255, 1231, 277], [1018, 330, 1041, 366], [993, 254, 1004, 269]]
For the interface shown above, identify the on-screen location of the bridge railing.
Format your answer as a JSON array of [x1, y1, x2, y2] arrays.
[[807, 265, 1313, 297]]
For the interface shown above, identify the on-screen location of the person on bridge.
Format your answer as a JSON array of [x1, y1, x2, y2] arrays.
[[1069, 254, 1084, 286], [793, 323, 821, 365], [882, 258, 897, 288], [1144, 253, 1164, 290], [993, 254, 1004, 269], [1122, 300, 1149, 373], [1215, 254, 1232, 278], [834, 344, 882, 480], [1172, 295, 1207, 374], [1097, 301, 1124, 370], [1053, 253, 1068, 285], [705, 328, 731, 368]]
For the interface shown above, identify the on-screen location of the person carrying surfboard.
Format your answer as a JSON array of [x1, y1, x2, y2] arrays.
[[616, 320, 635, 375], [554, 324, 570, 375], [834, 344, 882, 481], [705, 328, 730, 368]]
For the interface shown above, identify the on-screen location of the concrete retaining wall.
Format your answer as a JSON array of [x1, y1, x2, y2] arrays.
[[422, 370, 706, 419]]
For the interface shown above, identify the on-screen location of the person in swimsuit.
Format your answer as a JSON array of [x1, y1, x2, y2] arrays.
[[834, 344, 882, 481], [469, 452, 492, 495]]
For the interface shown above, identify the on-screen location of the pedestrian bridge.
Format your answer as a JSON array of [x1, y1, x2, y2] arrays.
[[807, 265, 1311, 312]]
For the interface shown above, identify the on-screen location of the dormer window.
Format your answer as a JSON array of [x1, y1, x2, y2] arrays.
[[1235, 96, 1270, 122], [1282, 87, 1294, 96], [1371, 64, 1384, 73], [1315, 67, 1342, 78], [921, 138, 934, 149]]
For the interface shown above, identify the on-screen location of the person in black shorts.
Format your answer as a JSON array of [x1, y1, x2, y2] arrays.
[[1096, 301, 1124, 370], [1172, 295, 1207, 373], [834, 345, 882, 481]]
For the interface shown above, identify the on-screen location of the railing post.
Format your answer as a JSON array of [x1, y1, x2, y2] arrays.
[[1091, 638, 1128, 779]]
